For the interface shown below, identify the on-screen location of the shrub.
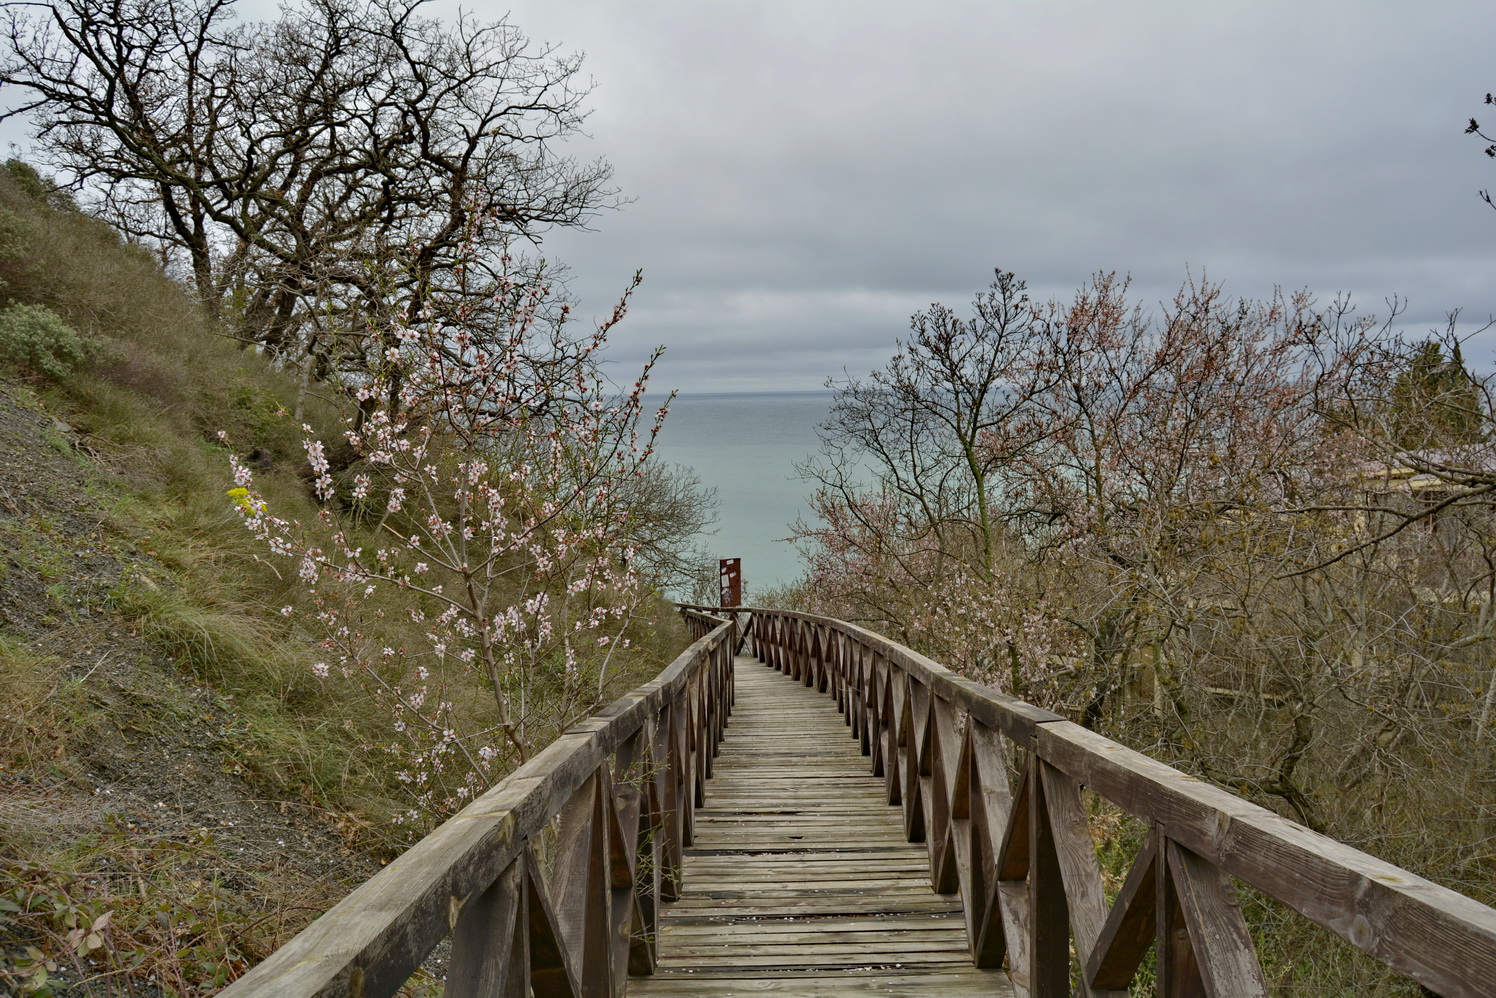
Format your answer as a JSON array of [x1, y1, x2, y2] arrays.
[[0, 303, 90, 379], [2, 159, 76, 211]]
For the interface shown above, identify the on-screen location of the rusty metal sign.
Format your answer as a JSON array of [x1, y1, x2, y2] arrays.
[[719, 558, 742, 608]]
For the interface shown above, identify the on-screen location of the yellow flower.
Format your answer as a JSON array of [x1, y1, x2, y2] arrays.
[[227, 487, 254, 512]]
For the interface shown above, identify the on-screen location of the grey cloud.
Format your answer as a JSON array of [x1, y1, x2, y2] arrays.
[[9, 0, 1491, 389], [213, 1, 1496, 388]]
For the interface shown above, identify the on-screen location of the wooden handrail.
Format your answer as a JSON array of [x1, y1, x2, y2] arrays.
[[220, 608, 737, 998], [729, 604, 1496, 998]]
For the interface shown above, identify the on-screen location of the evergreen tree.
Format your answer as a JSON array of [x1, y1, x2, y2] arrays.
[[1385, 339, 1488, 450]]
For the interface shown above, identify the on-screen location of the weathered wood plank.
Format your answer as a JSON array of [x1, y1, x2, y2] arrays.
[[633, 969, 1009, 995], [1039, 762, 1127, 998], [659, 916, 966, 936], [1166, 839, 1269, 997], [1036, 720, 1496, 996], [736, 605, 1496, 998], [626, 657, 1013, 997], [222, 613, 738, 998], [662, 900, 968, 917], [446, 858, 526, 998], [654, 952, 974, 969]]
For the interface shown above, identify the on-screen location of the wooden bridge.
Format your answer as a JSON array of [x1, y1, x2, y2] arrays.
[[220, 607, 1496, 998]]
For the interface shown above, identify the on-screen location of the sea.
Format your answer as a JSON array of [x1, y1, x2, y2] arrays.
[[650, 391, 833, 597]]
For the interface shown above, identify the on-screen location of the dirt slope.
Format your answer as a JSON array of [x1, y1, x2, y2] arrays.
[[0, 379, 378, 995]]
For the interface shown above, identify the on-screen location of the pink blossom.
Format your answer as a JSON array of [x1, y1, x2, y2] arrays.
[[226, 251, 660, 825]]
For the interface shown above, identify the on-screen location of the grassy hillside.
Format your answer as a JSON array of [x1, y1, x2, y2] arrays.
[[0, 163, 687, 996]]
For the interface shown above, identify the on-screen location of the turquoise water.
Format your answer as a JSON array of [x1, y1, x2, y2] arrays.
[[651, 391, 832, 595]]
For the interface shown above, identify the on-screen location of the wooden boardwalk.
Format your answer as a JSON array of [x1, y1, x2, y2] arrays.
[[222, 610, 1496, 998], [627, 655, 1012, 997]]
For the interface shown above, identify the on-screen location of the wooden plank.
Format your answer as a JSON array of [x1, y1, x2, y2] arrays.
[[446, 858, 526, 998], [662, 900, 967, 917], [627, 657, 1013, 997], [548, 772, 609, 996], [1039, 762, 1127, 998], [1036, 720, 1496, 997], [1166, 840, 1269, 997], [654, 951, 973, 968], [1028, 756, 1070, 998], [1158, 842, 1203, 998], [664, 914, 963, 929], [524, 845, 586, 998], [659, 915, 966, 935], [633, 969, 1010, 995]]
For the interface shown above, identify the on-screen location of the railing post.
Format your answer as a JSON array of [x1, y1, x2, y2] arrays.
[[548, 770, 615, 998], [626, 721, 660, 978], [446, 859, 527, 998], [901, 676, 925, 844], [657, 698, 685, 903], [927, 695, 960, 895], [869, 651, 891, 780]]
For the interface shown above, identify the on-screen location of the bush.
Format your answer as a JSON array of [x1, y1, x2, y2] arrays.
[[2, 159, 76, 212], [0, 303, 90, 379]]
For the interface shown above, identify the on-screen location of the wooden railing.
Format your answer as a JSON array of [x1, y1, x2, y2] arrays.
[[727, 605, 1496, 998], [220, 608, 736, 998]]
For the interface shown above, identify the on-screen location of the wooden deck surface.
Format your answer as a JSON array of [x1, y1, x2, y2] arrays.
[[626, 655, 1013, 997]]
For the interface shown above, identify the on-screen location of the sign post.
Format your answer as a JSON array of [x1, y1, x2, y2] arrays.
[[719, 558, 741, 608]]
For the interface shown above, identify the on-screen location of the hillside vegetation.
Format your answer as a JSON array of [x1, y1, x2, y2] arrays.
[[0, 164, 688, 995], [788, 270, 1496, 994]]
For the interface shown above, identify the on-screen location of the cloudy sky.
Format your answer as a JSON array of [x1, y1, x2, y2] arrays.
[[3, 1, 1492, 397], [448, 0, 1496, 395]]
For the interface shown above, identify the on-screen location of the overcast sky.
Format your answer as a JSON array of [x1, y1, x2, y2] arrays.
[[4, 1, 1493, 396], [448, 0, 1496, 395]]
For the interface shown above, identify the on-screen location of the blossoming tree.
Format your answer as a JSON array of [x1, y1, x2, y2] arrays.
[[229, 262, 667, 824]]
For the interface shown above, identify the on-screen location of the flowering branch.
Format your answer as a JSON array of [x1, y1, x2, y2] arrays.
[[227, 257, 665, 825]]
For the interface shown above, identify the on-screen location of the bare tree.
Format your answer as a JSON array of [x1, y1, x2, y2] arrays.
[[797, 270, 1496, 946], [1466, 90, 1496, 211], [1, 0, 617, 375], [794, 270, 1056, 632], [615, 461, 719, 590], [796, 272, 1358, 715]]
